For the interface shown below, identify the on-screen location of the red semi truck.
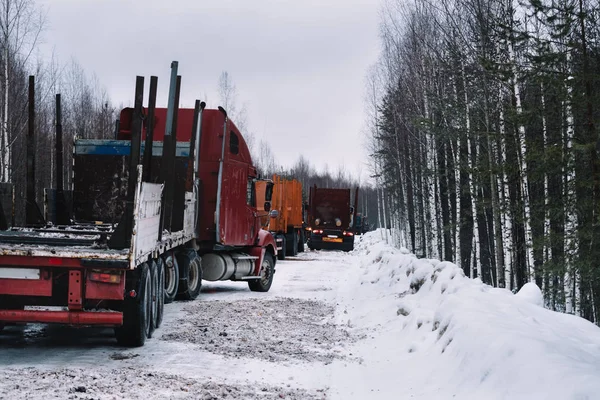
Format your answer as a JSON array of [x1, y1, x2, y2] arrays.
[[307, 185, 359, 252], [0, 62, 277, 346]]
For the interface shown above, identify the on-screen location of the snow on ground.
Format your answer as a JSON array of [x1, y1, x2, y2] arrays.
[[328, 231, 600, 399], [1, 231, 600, 399]]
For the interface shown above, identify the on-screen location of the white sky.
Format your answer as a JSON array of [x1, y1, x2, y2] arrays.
[[37, 0, 381, 181]]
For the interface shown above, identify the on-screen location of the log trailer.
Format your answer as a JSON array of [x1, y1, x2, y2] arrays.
[[0, 62, 277, 346], [256, 175, 304, 260], [306, 185, 359, 252]]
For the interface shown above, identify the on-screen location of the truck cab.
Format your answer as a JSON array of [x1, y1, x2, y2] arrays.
[[306, 185, 359, 252]]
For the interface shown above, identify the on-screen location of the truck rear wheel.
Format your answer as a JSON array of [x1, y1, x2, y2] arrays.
[[163, 254, 179, 304], [115, 263, 151, 347], [155, 258, 165, 328], [248, 253, 275, 292], [148, 261, 159, 338], [177, 251, 202, 300]]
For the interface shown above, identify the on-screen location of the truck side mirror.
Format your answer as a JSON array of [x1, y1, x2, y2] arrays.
[[264, 201, 271, 212], [265, 182, 274, 202]]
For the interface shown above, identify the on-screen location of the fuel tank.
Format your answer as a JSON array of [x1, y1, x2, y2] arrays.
[[201, 252, 255, 281]]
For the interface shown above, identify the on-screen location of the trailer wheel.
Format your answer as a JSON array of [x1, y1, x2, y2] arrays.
[[163, 254, 179, 304], [177, 252, 202, 301], [147, 261, 159, 338], [297, 229, 305, 253], [248, 252, 275, 292], [115, 263, 151, 347], [155, 258, 165, 328]]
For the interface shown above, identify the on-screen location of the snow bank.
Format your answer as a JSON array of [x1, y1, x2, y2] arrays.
[[515, 282, 544, 306], [332, 230, 600, 400]]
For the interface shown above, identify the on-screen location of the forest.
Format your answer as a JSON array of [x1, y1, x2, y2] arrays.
[[366, 0, 600, 324]]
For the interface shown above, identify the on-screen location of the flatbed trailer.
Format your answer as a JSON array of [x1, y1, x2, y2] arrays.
[[0, 177, 194, 327]]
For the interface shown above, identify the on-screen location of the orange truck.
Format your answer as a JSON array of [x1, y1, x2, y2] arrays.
[[257, 175, 304, 260]]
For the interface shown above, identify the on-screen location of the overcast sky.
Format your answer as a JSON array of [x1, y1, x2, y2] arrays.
[[38, 0, 381, 182]]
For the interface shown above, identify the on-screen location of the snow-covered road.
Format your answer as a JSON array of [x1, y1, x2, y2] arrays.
[[2, 232, 600, 400], [0, 248, 358, 399]]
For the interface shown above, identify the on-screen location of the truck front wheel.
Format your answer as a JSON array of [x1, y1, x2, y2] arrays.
[[248, 253, 275, 292], [177, 252, 202, 300]]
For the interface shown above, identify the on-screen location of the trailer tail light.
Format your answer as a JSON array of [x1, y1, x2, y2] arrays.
[[89, 270, 121, 284], [313, 229, 323, 234], [343, 231, 354, 236]]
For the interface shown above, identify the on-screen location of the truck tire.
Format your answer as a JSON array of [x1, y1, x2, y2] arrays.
[[163, 254, 179, 304], [148, 261, 159, 338], [177, 251, 202, 301], [297, 229, 305, 253], [115, 263, 151, 347], [155, 258, 165, 328], [286, 231, 298, 257], [248, 252, 275, 292], [277, 235, 286, 261], [291, 231, 299, 256]]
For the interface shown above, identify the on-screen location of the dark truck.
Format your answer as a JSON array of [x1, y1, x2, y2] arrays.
[[0, 62, 276, 347], [306, 185, 359, 252]]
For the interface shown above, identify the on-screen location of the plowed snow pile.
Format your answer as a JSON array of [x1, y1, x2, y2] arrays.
[[330, 231, 600, 399], [162, 298, 354, 363]]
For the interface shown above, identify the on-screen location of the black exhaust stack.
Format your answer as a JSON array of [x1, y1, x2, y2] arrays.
[[25, 75, 45, 226], [185, 100, 203, 192]]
